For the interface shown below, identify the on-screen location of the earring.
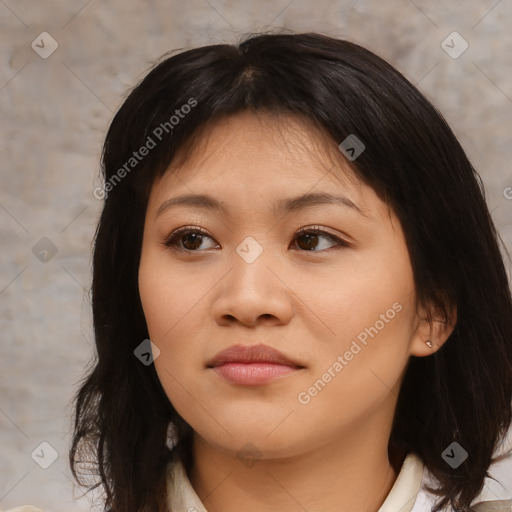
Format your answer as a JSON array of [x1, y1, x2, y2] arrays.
[[425, 340, 433, 348]]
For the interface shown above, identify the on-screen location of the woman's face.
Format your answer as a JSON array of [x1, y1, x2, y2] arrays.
[[138, 110, 432, 460]]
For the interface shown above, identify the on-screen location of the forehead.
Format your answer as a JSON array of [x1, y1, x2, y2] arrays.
[[152, 110, 363, 198]]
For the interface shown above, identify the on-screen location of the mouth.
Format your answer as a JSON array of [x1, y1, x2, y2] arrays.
[[206, 344, 305, 386]]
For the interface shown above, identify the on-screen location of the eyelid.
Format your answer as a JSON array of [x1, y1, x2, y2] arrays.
[[295, 225, 349, 241]]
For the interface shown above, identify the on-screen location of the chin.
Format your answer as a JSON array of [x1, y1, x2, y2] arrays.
[[192, 419, 308, 458]]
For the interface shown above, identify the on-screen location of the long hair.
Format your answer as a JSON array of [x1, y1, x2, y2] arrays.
[[69, 32, 512, 511]]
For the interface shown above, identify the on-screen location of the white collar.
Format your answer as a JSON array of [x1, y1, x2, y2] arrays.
[[166, 453, 425, 512]]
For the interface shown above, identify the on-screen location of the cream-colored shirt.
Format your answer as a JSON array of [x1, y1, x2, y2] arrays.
[[4, 454, 511, 511], [166, 453, 512, 512], [166, 452, 424, 512]]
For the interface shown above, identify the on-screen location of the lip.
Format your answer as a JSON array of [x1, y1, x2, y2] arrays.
[[206, 344, 304, 386]]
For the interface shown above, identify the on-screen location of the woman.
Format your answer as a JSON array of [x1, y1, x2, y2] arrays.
[[9, 32, 512, 512]]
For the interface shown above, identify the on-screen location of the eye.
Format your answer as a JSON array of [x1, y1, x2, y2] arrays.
[[162, 225, 349, 253], [163, 226, 219, 252], [292, 226, 349, 251]]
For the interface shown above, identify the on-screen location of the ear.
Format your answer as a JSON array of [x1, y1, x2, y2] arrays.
[[409, 301, 457, 357]]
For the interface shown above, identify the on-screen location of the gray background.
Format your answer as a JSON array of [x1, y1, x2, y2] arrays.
[[1, 1, 511, 510]]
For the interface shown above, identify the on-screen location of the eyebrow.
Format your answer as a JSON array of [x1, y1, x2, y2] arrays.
[[156, 191, 366, 218]]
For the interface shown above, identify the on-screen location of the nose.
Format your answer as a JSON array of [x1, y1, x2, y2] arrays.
[[210, 246, 293, 328]]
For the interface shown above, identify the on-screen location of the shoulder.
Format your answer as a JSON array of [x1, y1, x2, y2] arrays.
[[471, 499, 512, 511], [413, 461, 512, 512]]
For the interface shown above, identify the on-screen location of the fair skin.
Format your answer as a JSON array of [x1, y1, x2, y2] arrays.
[[138, 110, 455, 512]]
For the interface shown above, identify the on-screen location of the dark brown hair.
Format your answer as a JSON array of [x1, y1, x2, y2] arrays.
[[70, 32, 512, 511]]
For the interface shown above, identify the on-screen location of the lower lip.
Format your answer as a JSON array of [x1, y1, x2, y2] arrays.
[[211, 363, 300, 385]]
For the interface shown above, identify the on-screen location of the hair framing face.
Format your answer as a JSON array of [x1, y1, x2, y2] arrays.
[[69, 33, 512, 512]]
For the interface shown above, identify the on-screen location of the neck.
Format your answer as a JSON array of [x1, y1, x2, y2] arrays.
[[188, 423, 399, 512]]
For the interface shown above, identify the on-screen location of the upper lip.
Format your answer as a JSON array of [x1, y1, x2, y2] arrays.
[[206, 344, 304, 368]]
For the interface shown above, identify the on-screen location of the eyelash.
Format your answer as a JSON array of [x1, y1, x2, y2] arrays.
[[162, 225, 350, 253]]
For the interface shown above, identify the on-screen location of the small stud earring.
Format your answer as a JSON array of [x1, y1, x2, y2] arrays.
[[425, 340, 433, 348]]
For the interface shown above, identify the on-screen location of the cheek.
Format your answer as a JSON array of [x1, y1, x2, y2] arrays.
[[138, 249, 206, 341], [300, 247, 416, 399], [139, 257, 204, 425], [306, 251, 414, 349], [138, 250, 211, 388]]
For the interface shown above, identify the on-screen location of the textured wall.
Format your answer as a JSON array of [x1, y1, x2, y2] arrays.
[[0, 1, 511, 510]]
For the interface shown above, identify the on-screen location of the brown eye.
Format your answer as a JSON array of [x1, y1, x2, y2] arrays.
[[164, 227, 218, 252], [179, 232, 205, 251], [162, 225, 348, 254], [293, 227, 348, 251]]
